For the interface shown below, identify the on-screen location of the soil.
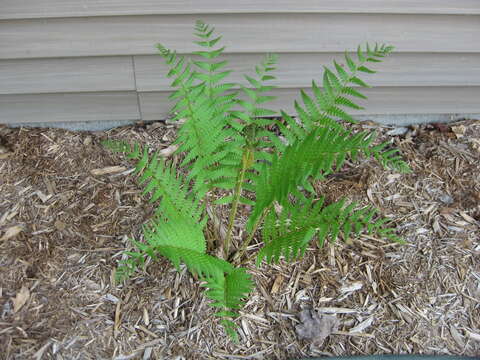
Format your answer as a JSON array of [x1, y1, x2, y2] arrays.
[[0, 119, 479, 359]]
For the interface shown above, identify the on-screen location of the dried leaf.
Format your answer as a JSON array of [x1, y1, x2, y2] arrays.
[[13, 286, 30, 313], [1, 225, 23, 241], [159, 144, 179, 157], [451, 125, 466, 138], [296, 309, 339, 346]]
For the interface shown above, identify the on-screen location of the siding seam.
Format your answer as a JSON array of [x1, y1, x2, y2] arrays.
[[131, 55, 143, 120]]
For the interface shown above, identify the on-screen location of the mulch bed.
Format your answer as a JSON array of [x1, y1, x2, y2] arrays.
[[0, 119, 479, 359]]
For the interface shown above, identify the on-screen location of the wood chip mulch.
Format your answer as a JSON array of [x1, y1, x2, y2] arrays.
[[0, 119, 479, 360]]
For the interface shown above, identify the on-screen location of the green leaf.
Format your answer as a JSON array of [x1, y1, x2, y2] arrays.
[[244, 75, 262, 89], [357, 45, 366, 62], [261, 75, 276, 81], [193, 46, 226, 59], [334, 60, 349, 81], [193, 60, 212, 72], [358, 65, 376, 74], [350, 76, 371, 88], [342, 86, 368, 99], [344, 52, 356, 72]]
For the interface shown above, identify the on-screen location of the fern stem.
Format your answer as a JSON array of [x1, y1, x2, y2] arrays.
[[233, 204, 271, 264], [224, 147, 252, 259]]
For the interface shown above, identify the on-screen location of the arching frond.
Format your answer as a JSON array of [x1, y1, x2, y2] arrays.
[[257, 197, 403, 265], [278, 43, 409, 173], [247, 126, 378, 230]]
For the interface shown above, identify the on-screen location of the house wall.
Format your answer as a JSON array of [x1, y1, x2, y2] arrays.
[[1, 1, 479, 126]]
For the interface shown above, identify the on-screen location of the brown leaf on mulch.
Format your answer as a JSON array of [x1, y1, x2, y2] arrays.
[[296, 309, 339, 346]]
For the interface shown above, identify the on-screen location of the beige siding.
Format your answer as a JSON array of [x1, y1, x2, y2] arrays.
[[1, 14, 479, 60], [134, 53, 480, 91], [1, 92, 140, 123], [138, 87, 480, 121], [2, 0, 479, 19], [0, 2, 479, 125], [0, 57, 135, 94]]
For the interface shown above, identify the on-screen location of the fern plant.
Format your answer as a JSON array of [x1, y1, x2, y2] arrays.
[[103, 20, 410, 341]]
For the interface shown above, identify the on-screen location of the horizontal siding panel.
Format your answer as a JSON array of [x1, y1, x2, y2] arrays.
[[135, 52, 480, 91], [139, 87, 480, 120], [0, 92, 140, 123], [1, 0, 479, 19], [1, 14, 479, 59], [0, 57, 135, 95]]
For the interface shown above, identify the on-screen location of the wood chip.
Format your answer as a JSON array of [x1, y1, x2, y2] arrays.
[[13, 286, 30, 313], [34, 190, 52, 203], [467, 330, 480, 342], [317, 307, 357, 314], [54, 220, 66, 231], [90, 166, 127, 176], [460, 211, 478, 224], [114, 301, 122, 338], [143, 308, 150, 326], [349, 317, 374, 333], [449, 325, 465, 348], [1, 225, 23, 241], [340, 281, 363, 294], [270, 275, 284, 295]]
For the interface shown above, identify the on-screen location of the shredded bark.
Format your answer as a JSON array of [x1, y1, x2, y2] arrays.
[[0, 118, 479, 359]]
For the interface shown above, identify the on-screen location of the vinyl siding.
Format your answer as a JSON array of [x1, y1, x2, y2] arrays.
[[0, 1, 479, 124]]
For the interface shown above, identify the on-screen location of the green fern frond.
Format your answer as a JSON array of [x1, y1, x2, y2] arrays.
[[235, 53, 278, 126], [204, 267, 253, 310], [257, 197, 402, 265], [203, 267, 253, 342], [147, 217, 253, 340], [367, 141, 411, 173], [157, 24, 249, 197], [101, 139, 145, 164], [192, 20, 236, 99], [157, 45, 241, 196], [247, 126, 378, 230], [120, 211, 253, 339], [288, 43, 393, 132], [276, 43, 409, 173]]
